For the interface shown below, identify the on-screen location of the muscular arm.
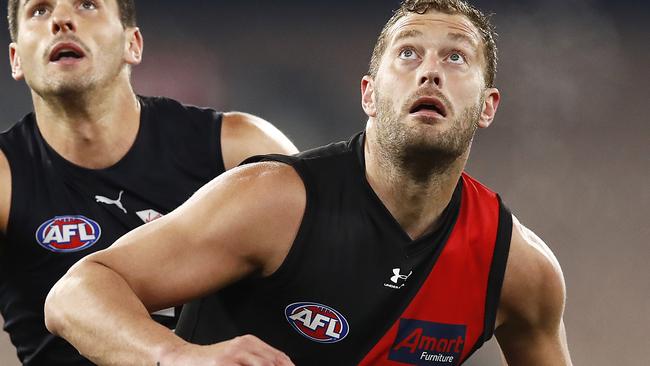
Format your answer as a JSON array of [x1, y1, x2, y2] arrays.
[[221, 112, 298, 170], [44, 162, 304, 366], [0, 149, 11, 244], [495, 216, 572, 365]]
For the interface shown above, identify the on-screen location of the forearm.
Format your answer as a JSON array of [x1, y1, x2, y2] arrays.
[[45, 260, 188, 366]]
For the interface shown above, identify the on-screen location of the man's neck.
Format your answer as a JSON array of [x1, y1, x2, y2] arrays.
[[32, 80, 141, 169], [364, 129, 467, 241]]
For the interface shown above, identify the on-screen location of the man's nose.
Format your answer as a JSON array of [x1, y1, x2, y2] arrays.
[[50, 4, 77, 35], [418, 57, 444, 88]]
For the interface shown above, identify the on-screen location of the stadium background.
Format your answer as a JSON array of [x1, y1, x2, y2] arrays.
[[1, 0, 648, 364]]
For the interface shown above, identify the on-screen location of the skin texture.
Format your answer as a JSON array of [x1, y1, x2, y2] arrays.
[[1, 0, 297, 363], [44, 9, 571, 366]]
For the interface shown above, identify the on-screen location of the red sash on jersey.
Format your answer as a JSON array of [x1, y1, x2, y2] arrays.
[[359, 173, 501, 366]]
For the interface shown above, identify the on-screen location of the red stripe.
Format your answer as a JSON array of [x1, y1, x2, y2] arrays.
[[359, 174, 499, 365]]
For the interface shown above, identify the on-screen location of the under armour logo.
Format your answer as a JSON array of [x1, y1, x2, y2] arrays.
[[95, 190, 127, 214], [390, 268, 412, 284]]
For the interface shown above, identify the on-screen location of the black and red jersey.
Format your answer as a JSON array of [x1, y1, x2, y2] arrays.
[[177, 132, 511, 365], [0, 96, 224, 365]]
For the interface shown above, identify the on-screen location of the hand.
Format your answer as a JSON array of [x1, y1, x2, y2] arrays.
[[164, 335, 294, 366]]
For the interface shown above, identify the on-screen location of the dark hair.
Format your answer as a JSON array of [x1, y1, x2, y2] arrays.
[[369, 0, 498, 87], [7, 0, 137, 41]]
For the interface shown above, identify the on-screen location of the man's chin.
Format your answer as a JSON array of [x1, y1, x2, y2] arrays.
[[407, 123, 449, 140], [41, 81, 93, 97], [403, 130, 467, 156]]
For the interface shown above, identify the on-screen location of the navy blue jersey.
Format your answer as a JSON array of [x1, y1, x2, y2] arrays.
[[0, 96, 224, 365]]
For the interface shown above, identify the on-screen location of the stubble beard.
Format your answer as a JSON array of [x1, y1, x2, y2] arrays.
[[33, 37, 126, 101], [40, 74, 97, 99], [373, 89, 482, 182]]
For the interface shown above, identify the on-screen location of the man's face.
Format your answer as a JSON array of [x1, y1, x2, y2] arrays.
[[362, 11, 499, 165], [9, 0, 140, 96]]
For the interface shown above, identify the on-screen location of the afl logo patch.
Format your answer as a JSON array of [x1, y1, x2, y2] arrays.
[[285, 302, 349, 343], [35, 216, 101, 253]]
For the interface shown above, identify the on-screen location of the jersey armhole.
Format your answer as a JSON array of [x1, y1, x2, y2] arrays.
[[213, 112, 226, 174], [0, 145, 13, 242], [462, 196, 512, 362], [0, 185, 6, 254], [241, 155, 316, 289], [0, 139, 36, 253], [482, 197, 513, 342]]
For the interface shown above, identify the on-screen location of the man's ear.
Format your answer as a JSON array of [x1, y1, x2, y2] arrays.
[[124, 27, 143, 65], [9, 43, 24, 81], [478, 87, 500, 128], [361, 75, 377, 118]]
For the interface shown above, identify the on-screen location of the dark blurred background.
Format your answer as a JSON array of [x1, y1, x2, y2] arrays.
[[1, 0, 648, 365]]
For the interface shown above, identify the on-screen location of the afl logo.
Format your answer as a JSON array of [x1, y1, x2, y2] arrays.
[[285, 302, 349, 343], [35, 216, 101, 253]]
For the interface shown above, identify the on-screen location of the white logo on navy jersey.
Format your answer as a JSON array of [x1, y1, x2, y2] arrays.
[[95, 190, 127, 214], [384, 268, 412, 289], [136, 209, 164, 224]]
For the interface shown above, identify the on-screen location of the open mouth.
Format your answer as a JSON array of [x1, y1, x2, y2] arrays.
[[49, 44, 86, 62], [409, 97, 447, 117]]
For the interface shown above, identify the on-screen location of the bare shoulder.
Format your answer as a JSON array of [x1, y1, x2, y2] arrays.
[[497, 215, 566, 330], [0, 148, 11, 234], [495, 215, 572, 365], [184, 159, 305, 219], [221, 112, 298, 170]]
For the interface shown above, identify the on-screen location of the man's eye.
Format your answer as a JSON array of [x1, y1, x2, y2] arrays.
[[448, 52, 466, 64], [80, 1, 97, 10], [32, 7, 49, 17], [399, 48, 418, 60]]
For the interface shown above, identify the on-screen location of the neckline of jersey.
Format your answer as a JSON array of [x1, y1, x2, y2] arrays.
[[31, 95, 148, 174], [351, 132, 462, 253]]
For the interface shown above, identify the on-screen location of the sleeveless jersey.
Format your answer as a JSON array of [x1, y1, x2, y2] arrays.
[[0, 96, 224, 365], [176, 132, 511, 365]]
